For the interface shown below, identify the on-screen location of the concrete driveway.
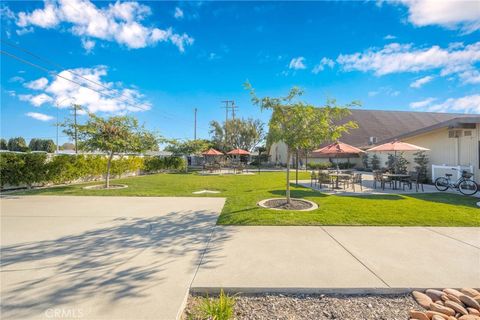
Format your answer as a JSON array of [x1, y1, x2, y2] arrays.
[[0, 196, 226, 320]]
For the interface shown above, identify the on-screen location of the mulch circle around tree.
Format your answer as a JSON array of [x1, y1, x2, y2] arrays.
[[258, 198, 318, 211], [83, 184, 128, 190]]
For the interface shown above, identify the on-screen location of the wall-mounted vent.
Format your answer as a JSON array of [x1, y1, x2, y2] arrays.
[[368, 136, 377, 145], [448, 130, 462, 138], [464, 130, 472, 137]]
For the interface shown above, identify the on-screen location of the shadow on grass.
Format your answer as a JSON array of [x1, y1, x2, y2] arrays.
[[340, 194, 405, 201], [405, 192, 479, 208]]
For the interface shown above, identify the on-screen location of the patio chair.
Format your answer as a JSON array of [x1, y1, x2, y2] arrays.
[[373, 171, 383, 189], [351, 173, 363, 192], [402, 171, 425, 192], [318, 171, 332, 189], [337, 174, 352, 190]]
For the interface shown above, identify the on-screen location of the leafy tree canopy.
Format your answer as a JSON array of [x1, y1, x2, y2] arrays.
[[164, 139, 212, 156], [209, 118, 265, 152], [7, 137, 28, 152]]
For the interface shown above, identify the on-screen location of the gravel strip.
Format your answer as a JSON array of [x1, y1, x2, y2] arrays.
[[185, 293, 420, 320]]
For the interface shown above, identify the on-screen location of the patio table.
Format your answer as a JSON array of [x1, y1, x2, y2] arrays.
[[382, 173, 410, 190], [328, 173, 352, 189]]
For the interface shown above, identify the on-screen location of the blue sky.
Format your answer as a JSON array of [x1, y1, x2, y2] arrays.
[[1, 0, 479, 145]]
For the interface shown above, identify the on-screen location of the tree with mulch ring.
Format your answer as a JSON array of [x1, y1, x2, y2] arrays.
[[258, 198, 318, 211], [246, 82, 359, 204], [63, 111, 158, 189]]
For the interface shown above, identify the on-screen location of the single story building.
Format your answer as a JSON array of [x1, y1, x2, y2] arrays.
[[269, 109, 479, 182]]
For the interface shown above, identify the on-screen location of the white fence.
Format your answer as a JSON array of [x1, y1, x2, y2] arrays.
[[431, 164, 474, 181]]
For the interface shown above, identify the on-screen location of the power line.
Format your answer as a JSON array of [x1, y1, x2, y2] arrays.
[[1, 49, 150, 112], [1, 39, 150, 110]]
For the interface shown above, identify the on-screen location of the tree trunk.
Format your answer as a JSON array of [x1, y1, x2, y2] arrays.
[[105, 152, 114, 188], [305, 150, 308, 172], [295, 149, 299, 186], [286, 149, 291, 204]]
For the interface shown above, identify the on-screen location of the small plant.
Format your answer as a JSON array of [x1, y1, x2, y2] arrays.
[[370, 154, 380, 170], [413, 150, 429, 181], [197, 289, 235, 320], [361, 153, 369, 169], [385, 152, 409, 173]]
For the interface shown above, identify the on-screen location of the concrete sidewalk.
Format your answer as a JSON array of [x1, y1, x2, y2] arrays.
[[192, 226, 480, 292], [1, 196, 226, 320]]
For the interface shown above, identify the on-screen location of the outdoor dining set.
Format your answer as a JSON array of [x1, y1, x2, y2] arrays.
[[310, 169, 426, 192]]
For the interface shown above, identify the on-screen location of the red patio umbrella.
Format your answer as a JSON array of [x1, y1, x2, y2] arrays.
[[227, 148, 250, 155], [202, 148, 224, 156], [312, 141, 364, 170]]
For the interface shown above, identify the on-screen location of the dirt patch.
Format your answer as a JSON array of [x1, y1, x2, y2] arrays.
[[258, 198, 318, 211], [184, 293, 419, 320]]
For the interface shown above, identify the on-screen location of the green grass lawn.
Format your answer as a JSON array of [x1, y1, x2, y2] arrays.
[[13, 171, 479, 226]]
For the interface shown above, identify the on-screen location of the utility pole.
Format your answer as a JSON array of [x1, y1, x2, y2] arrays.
[[231, 101, 238, 120], [221, 100, 234, 145], [72, 104, 81, 154], [194, 107, 197, 140]]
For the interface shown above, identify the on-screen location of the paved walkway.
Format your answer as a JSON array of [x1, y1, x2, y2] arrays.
[[193, 226, 480, 292], [0, 196, 226, 320]]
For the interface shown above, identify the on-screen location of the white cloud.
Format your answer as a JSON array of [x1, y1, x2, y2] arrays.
[[24, 77, 49, 90], [12, 0, 193, 51], [81, 38, 96, 53], [9, 76, 24, 83], [26, 112, 54, 121], [19, 66, 151, 114], [174, 7, 184, 19], [410, 75, 434, 88], [393, 0, 480, 34], [425, 95, 480, 113], [289, 57, 306, 70], [384, 34, 396, 40], [368, 86, 400, 97], [19, 93, 53, 107], [409, 97, 437, 109], [337, 41, 480, 84], [312, 57, 335, 74], [459, 69, 480, 84]]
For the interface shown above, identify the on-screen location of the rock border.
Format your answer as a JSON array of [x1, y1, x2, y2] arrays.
[[83, 184, 128, 190], [257, 198, 318, 212]]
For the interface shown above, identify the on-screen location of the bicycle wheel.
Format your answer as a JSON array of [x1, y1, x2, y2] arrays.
[[434, 177, 449, 191], [458, 179, 478, 195]]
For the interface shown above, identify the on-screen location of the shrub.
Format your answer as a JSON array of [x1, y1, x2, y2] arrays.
[[143, 156, 185, 172], [370, 154, 380, 170], [0, 153, 185, 189], [196, 289, 235, 320], [307, 162, 333, 170]]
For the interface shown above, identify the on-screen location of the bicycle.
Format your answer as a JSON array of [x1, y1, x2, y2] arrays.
[[434, 169, 478, 196]]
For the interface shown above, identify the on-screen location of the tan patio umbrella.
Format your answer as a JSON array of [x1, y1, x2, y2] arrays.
[[367, 141, 429, 173], [312, 141, 364, 170], [227, 148, 250, 156]]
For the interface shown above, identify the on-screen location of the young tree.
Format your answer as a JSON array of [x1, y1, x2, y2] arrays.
[[209, 118, 265, 152], [247, 83, 359, 203], [8, 137, 28, 152], [60, 142, 75, 150], [413, 150, 429, 180], [64, 113, 158, 188]]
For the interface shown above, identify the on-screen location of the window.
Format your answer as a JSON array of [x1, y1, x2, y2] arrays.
[[448, 130, 462, 138], [464, 130, 472, 137]]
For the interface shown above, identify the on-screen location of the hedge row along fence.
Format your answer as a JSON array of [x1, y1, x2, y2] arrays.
[[0, 153, 185, 189]]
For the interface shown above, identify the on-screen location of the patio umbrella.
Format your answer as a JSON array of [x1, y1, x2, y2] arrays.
[[367, 141, 429, 173], [202, 148, 224, 156], [312, 141, 364, 170], [202, 148, 223, 164], [227, 148, 250, 156]]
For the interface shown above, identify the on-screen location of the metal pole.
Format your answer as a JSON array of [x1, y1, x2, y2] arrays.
[[194, 107, 197, 140], [74, 104, 78, 154], [56, 106, 59, 153]]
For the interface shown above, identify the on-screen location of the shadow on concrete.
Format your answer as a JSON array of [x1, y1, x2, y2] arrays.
[[0, 210, 233, 319]]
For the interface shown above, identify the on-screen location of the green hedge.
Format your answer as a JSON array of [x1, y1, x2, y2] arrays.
[[0, 153, 185, 189], [307, 161, 356, 170]]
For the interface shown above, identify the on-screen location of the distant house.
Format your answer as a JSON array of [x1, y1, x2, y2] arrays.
[[269, 109, 479, 181]]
